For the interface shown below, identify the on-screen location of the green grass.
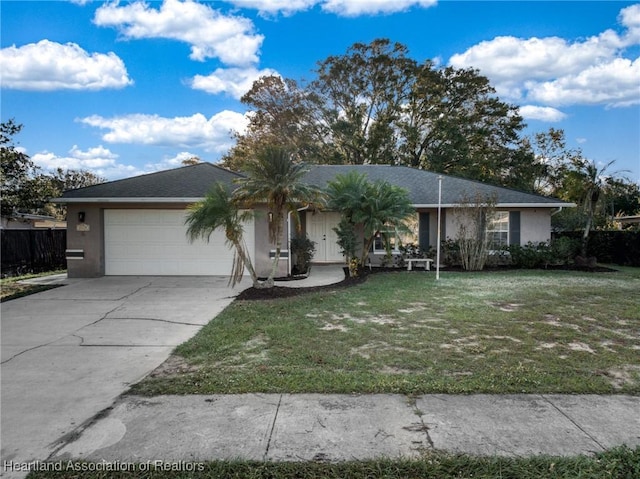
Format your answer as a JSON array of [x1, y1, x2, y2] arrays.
[[25, 446, 640, 479], [0, 270, 66, 302], [131, 268, 640, 396]]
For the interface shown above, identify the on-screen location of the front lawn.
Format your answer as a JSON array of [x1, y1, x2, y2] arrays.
[[132, 268, 640, 396]]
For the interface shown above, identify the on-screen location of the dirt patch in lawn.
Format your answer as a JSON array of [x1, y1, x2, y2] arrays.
[[600, 365, 640, 390], [148, 355, 200, 378]]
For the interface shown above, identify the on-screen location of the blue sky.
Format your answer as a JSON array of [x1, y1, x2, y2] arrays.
[[2, 0, 639, 184]]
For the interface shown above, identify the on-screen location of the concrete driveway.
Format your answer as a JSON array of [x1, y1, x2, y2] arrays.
[[1, 275, 246, 474]]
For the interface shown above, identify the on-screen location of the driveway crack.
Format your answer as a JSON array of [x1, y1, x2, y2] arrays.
[[113, 281, 154, 301], [2, 300, 126, 365], [107, 317, 204, 327], [541, 395, 606, 451], [0, 340, 60, 365]]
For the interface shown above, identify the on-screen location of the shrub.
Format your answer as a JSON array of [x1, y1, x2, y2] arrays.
[[550, 236, 580, 266], [507, 242, 553, 269], [452, 193, 496, 271], [485, 248, 511, 267], [290, 235, 316, 275], [553, 230, 640, 266], [333, 218, 357, 264], [399, 243, 426, 258], [441, 239, 461, 267]]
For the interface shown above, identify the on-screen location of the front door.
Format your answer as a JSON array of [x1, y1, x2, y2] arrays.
[[308, 212, 343, 262]]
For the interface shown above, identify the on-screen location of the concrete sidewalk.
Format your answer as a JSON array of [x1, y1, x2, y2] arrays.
[[275, 264, 345, 288], [50, 393, 639, 464]]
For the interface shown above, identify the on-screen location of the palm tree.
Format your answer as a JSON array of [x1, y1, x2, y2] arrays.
[[233, 146, 325, 287], [357, 179, 414, 264], [327, 171, 414, 266], [326, 171, 370, 273], [185, 183, 258, 287], [562, 158, 618, 256]]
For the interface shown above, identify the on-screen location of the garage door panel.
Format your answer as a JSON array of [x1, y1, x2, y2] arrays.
[[104, 209, 253, 276]]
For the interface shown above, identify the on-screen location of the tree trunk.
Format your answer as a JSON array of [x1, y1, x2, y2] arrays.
[[581, 213, 592, 257], [233, 239, 260, 287], [263, 212, 284, 288]]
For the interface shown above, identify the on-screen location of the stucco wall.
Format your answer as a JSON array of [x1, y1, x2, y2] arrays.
[[521, 209, 552, 244], [444, 208, 553, 246], [252, 205, 289, 278], [66, 204, 105, 278]]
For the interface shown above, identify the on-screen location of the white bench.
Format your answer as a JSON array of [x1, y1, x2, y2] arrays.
[[406, 258, 433, 271]]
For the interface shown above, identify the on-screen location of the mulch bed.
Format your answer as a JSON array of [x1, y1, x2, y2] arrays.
[[236, 272, 366, 301], [236, 264, 619, 301]]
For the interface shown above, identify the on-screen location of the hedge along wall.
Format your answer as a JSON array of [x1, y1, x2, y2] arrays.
[[1, 229, 67, 276], [552, 230, 640, 267]]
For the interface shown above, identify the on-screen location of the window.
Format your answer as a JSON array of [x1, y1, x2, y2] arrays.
[[486, 211, 509, 249], [373, 229, 398, 254], [372, 214, 419, 254]]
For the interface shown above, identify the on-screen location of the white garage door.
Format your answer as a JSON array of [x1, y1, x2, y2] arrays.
[[104, 209, 254, 276]]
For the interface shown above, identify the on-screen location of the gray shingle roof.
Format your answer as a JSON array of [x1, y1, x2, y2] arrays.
[[58, 163, 243, 200], [301, 165, 569, 206], [57, 162, 570, 207]]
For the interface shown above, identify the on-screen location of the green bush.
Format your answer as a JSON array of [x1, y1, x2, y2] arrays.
[[507, 242, 552, 269], [441, 239, 461, 267], [332, 217, 357, 265], [290, 235, 316, 275], [551, 236, 580, 265], [553, 231, 640, 266]]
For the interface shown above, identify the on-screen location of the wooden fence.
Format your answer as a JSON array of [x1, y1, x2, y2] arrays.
[[1, 229, 67, 277]]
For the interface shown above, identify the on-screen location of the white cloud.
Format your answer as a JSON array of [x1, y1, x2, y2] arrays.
[[224, 0, 437, 17], [227, 0, 317, 17], [527, 57, 640, 107], [31, 146, 207, 181], [190, 67, 280, 99], [448, 3, 639, 109], [32, 145, 141, 180], [94, 0, 263, 65], [321, 0, 436, 16], [78, 111, 250, 152], [518, 105, 567, 122], [619, 4, 640, 45], [0, 40, 132, 91], [449, 34, 621, 87], [143, 151, 200, 172]]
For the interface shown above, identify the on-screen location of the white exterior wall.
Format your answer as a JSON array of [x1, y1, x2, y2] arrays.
[[444, 210, 462, 241], [444, 208, 553, 245], [520, 209, 552, 244]]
